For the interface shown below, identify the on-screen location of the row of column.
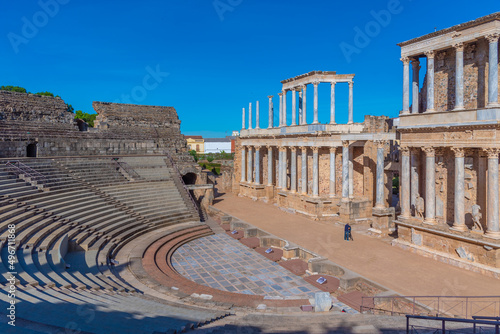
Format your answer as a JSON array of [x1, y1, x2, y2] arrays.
[[240, 141, 387, 207], [401, 33, 500, 114], [242, 81, 354, 130], [400, 146, 500, 239]]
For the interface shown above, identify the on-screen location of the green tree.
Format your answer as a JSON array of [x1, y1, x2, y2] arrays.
[[207, 154, 214, 163], [35, 91, 54, 97], [188, 150, 198, 162], [74, 110, 97, 127], [66, 104, 74, 113], [1, 85, 27, 93]]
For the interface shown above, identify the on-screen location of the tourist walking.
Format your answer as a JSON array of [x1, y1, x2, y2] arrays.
[[344, 223, 351, 241]]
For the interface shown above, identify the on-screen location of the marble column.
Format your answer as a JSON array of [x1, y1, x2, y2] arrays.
[[425, 51, 435, 112], [410, 148, 419, 215], [402, 57, 410, 114], [301, 146, 307, 194], [329, 147, 336, 197], [454, 43, 465, 110], [330, 82, 336, 124], [349, 146, 354, 198], [283, 147, 288, 190], [241, 146, 246, 182], [247, 146, 253, 182], [255, 101, 260, 129], [423, 147, 436, 224], [412, 59, 420, 114], [278, 93, 283, 127], [282, 90, 287, 126], [451, 147, 467, 231], [312, 147, 319, 197], [248, 102, 253, 130], [400, 146, 411, 218], [342, 141, 350, 200], [485, 148, 500, 238], [291, 147, 297, 193], [278, 147, 283, 188], [302, 85, 307, 125], [375, 141, 386, 209], [487, 34, 500, 107], [242, 107, 246, 129], [348, 81, 354, 124], [267, 146, 273, 186], [291, 89, 297, 126], [268, 96, 274, 129], [298, 90, 303, 125], [254, 146, 261, 185], [313, 82, 319, 124]]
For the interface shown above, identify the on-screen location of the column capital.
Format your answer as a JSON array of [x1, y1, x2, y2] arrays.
[[486, 33, 500, 43], [312, 81, 320, 87], [267, 95, 273, 99], [348, 81, 354, 88], [451, 147, 465, 157], [400, 56, 410, 65], [300, 146, 308, 152], [342, 140, 350, 148], [374, 140, 387, 149], [424, 50, 435, 59], [255, 145, 262, 150], [330, 146, 337, 153], [290, 146, 297, 152], [330, 81, 337, 87], [422, 146, 435, 157], [483, 147, 500, 159], [411, 58, 421, 69], [278, 92, 283, 96], [400, 146, 410, 156], [293, 87, 301, 92], [312, 146, 320, 153], [266, 145, 272, 150], [301, 84, 307, 90], [453, 42, 465, 52]]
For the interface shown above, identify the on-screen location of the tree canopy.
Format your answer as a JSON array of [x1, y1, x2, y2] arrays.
[[1, 85, 27, 93], [75, 110, 97, 127]]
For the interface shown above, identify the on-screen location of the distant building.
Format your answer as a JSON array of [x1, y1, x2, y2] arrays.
[[204, 137, 232, 154], [185, 135, 204, 153]]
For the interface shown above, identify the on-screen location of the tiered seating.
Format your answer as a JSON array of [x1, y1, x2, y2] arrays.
[[0, 156, 227, 332], [0, 285, 227, 334]]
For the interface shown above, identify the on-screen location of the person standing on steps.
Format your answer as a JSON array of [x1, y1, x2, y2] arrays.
[[344, 223, 351, 241]]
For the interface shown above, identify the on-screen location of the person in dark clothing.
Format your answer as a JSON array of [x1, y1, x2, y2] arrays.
[[344, 223, 351, 241]]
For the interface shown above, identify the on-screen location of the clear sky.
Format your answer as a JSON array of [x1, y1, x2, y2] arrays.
[[1, 1, 498, 137]]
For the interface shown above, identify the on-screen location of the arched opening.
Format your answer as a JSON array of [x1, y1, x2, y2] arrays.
[[182, 172, 197, 185], [27, 143, 37, 157]]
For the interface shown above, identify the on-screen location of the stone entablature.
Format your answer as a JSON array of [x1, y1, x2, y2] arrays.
[[0, 90, 73, 124], [398, 13, 500, 117]]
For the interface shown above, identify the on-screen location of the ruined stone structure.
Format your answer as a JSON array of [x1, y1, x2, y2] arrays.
[[394, 13, 500, 273], [0, 91, 198, 174], [234, 71, 397, 228]]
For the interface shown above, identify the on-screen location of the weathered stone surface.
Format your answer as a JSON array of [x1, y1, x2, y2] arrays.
[[314, 292, 332, 312]]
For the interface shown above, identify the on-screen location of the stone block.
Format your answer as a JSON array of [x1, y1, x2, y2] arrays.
[[314, 292, 332, 312]]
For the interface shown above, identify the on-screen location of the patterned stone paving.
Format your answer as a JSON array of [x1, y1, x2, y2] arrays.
[[171, 234, 322, 299]]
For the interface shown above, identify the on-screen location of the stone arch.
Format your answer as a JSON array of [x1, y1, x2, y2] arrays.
[[182, 173, 197, 185]]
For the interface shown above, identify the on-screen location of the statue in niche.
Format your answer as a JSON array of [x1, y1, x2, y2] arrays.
[[472, 204, 483, 232], [415, 194, 425, 220]]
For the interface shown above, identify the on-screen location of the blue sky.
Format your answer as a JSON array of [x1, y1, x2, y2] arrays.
[[1, 1, 498, 137]]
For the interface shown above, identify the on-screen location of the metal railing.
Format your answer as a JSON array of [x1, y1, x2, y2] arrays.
[[361, 296, 500, 320], [406, 315, 500, 334], [5, 160, 48, 186], [113, 159, 142, 181], [162, 151, 200, 215]]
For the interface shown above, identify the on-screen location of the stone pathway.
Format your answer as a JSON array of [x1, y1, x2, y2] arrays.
[[212, 194, 500, 297], [171, 233, 322, 299]]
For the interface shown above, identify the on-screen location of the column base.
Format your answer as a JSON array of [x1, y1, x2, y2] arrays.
[[484, 231, 500, 240], [487, 102, 500, 108], [425, 109, 436, 113], [374, 204, 386, 210], [453, 106, 465, 111], [255, 127, 260, 129], [329, 121, 337, 125], [450, 224, 468, 232], [423, 218, 437, 225], [400, 110, 410, 115], [347, 121, 353, 124], [312, 121, 319, 124], [291, 123, 297, 126]]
